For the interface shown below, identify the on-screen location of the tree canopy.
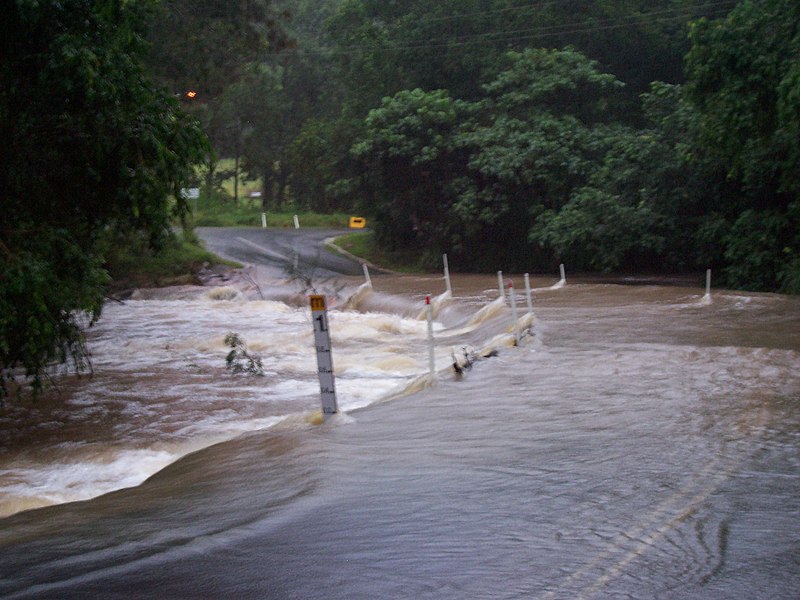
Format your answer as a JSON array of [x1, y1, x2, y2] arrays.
[[1, 0, 209, 398], [141, 0, 797, 292], [685, 0, 800, 290], [332, 0, 799, 290]]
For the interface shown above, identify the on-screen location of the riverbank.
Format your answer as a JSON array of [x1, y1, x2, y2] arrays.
[[104, 229, 240, 295], [330, 230, 433, 273]]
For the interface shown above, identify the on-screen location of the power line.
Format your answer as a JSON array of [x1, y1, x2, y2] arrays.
[[416, 0, 571, 24], [275, 1, 738, 58], [414, 1, 739, 45]]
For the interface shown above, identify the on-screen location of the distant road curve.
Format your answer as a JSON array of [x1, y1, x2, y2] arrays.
[[195, 227, 363, 279]]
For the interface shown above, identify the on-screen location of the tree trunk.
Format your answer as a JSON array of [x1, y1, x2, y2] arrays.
[[233, 154, 239, 206], [204, 155, 217, 193], [276, 163, 288, 209], [261, 167, 274, 212]]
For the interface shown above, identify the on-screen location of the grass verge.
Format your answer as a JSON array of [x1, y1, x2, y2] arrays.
[[332, 231, 432, 273], [103, 230, 239, 292], [188, 189, 350, 229]]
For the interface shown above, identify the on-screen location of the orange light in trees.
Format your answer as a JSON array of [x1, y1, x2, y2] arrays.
[[185, 90, 197, 99]]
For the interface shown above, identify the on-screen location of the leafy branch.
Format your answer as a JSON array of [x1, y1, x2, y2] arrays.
[[224, 333, 264, 376]]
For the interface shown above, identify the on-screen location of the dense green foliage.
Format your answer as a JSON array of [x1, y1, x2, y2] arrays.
[[686, 0, 800, 291], [147, 0, 800, 292], [1, 0, 209, 398], [351, 48, 694, 272], [158, 0, 798, 292], [326, 0, 798, 290]]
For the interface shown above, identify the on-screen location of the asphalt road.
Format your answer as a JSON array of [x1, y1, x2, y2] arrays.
[[196, 227, 364, 279]]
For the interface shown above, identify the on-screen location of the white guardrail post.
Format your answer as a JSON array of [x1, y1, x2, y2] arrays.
[[508, 280, 521, 346], [426, 295, 435, 376], [497, 271, 505, 303], [524, 273, 534, 314], [363, 263, 372, 287], [443, 254, 453, 296]]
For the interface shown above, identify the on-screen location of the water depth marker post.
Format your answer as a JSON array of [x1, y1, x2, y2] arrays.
[[310, 295, 338, 417]]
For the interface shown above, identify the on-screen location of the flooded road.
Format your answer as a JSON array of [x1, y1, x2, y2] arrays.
[[1, 231, 799, 598]]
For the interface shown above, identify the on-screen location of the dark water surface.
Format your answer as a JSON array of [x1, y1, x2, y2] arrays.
[[1, 274, 798, 599]]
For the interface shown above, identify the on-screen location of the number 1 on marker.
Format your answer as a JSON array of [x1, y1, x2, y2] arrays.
[[309, 295, 337, 416]]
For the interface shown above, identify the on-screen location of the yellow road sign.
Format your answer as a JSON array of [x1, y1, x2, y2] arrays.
[[349, 217, 366, 229]]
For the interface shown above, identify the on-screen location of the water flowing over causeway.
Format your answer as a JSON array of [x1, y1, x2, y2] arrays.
[[1, 267, 798, 599]]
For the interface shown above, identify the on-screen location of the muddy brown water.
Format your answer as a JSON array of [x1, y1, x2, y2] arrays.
[[1, 272, 798, 599]]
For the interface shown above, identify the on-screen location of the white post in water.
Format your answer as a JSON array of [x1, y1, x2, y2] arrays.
[[497, 270, 505, 303], [425, 295, 436, 376], [508, 281, 521, 346], [261, 212, 267, 228], [309, 295, 338, 417], [362, 263, 372, 287], [524, 273, 534, 314], [559, 263, 566, 284], [705, 269, 712, 297], [293, 214, 300, 229], [443, 254, 453, 296]]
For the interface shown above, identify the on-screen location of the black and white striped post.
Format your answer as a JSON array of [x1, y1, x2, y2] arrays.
[[310, 295, 338, 417]]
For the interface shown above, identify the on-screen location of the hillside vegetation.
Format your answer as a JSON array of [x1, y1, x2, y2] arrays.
[[153, 0, 799, 292]]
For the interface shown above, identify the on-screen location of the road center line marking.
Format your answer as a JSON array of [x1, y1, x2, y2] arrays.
[[236, 237, 288, 261]]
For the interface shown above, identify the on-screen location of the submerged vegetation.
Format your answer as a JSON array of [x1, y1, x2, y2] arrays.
[[224, 333, 265, 377]]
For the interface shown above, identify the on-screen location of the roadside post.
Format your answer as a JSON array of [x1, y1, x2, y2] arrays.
[[443, 254, 453, 296], [310, 295, 338, 417], [508, 281, 521, 345], [524, 273, 534, 314], [426, 295, 435, 377], [497, 271, 505, 303], [362, 263, 372, 287]]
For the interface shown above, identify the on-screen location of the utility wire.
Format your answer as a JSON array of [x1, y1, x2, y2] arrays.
[[409, 1, 739, 44], [274, 1, 738, 58], [410, 0, 571, 24]]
